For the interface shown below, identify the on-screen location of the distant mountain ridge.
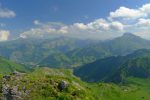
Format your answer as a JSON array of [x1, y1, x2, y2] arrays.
[[0, 37, 96, 67], [39, 33, 148, 67], [74, 49, 150, 83], [0, 33, 150, 68], [1, 34, 150, 99]]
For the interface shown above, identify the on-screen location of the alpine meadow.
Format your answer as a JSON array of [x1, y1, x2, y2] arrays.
[[1, 0, 150, 100]]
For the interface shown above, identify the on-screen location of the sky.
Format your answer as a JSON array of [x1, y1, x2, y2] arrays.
[[0, 0, 150, 41]]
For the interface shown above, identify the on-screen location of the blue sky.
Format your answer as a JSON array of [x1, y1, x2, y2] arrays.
[[0, 0, 150, 40]]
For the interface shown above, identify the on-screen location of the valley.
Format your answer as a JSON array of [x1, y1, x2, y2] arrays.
[[0, 33, 150, 99], [0, 33, 150, 68], [1, 1, 150, 100]]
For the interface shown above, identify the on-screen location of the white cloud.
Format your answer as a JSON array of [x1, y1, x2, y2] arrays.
[[108, 3, 150, 21], [137, 18, 150, 26], [20, 27, 56, 38], [33, 20, 41, 25], [0, 8, 16, 18], [109, 7, 146, 20], [0, 30, 10, 41], [73, 23, 88, 30], [20, 23, 69, 38], [20, 20, 124, 40], [73, 19, 124, 32], [58, 26, 68, 34], [19, 3, 150, 40], [110, 21, 124, 31], [140, 3, 150, 14], [87, 19, 110, 30]]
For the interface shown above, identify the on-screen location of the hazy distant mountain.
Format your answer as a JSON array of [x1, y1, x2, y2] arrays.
[[70, 33, 150, 59], [1, 34, 150, 99], [0, 33, 150, 68], [103, 33, 150, 55], [74, 49, 150, 83], [56, 33, 150, 67], [0, 37, 96, 66], [39, 52, 72, 68]]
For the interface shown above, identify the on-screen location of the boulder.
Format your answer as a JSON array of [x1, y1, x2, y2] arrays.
[[3, 76, 11, 80], [58, 80, 68, 91]]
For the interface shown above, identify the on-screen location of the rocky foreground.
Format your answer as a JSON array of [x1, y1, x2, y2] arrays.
[[1, 68, 150, 100], [0, 68, 93, 100]]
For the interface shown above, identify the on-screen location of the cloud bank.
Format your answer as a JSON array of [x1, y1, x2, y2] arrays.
[[0, 7, 16, 18], [20, 3, 150, 40], [0, 30, 10, 41]]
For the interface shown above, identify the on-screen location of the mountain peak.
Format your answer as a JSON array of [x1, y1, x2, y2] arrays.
[[121, 33, 141, 39], [123, 32, 135, 36]]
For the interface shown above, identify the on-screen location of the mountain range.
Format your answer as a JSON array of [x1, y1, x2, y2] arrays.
[[0, 37, 96, 66], [1, 33, 150, 99], [74, 49, 150, 83], [27, 33, 150, 68], [0, 33, 149, 68]]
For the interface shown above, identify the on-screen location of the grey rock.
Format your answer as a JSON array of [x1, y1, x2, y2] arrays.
[[58, 80, 68, 91], [3, 76, 11, 80]]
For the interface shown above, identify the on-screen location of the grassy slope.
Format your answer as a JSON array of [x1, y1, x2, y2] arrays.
[[0, 68, 94, 100], [74, 49, 150, 83], [89, 77, 150, 100], [0, 68, 150, 100], [0, 56, 28, 75]]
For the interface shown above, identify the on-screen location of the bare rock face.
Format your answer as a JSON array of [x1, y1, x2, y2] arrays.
[[3, 76, 11, 81], [2, 84, 29, 100], [2, 84, 14, 100], [1, 73, 29, 100], [58, 80, 68, 91]]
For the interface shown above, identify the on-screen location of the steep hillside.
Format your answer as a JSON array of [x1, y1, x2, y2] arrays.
[[103, 33, 150, 55], [109, 57, 150, 83], [65, 45, 112, 67], [74, 49, 150, 83], [0, 68, 95, 100], [0, 33, 150, 68], [0, 37, 95, 66], [1, 68, 150, 100], [0, 56, 28, 75], [39, 52, 72, 68], [41, 33, 150, 68]]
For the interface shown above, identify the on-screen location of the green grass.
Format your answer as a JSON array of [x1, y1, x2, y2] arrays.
[[87, 77, 150, 100], [0, 56, 28, 75], [1, 68, 150, 100], [1, 68, 95, 100]]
